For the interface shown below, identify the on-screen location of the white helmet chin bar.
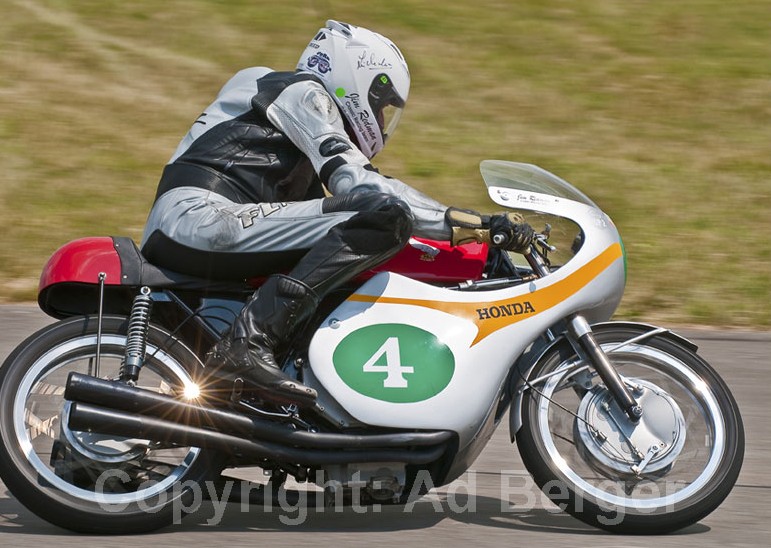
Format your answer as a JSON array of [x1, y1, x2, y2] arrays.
[[297, 20, 410, 158]]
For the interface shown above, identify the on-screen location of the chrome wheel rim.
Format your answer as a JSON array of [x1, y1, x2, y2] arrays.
[[535, 343, 725, 509], [13, 334, 201, 506]]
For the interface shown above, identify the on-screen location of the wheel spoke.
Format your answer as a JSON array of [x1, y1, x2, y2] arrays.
[[11, 329, 202, 505], [518, 328, 742, 533]]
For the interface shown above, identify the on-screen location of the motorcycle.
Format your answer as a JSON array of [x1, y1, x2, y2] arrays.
[[0, 160, 744, 534]]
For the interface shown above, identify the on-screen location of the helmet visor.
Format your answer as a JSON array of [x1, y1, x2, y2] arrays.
[[369, 73, 406, 142], [380, 104, 404, 142]]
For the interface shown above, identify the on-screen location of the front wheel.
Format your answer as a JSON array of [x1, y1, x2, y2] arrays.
[[0, 315, 218, 534], [517, 325, 744, 534]]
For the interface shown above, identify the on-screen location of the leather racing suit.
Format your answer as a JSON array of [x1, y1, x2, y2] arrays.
[[140, 67, 452, 407], [141, 67, 451, 289]]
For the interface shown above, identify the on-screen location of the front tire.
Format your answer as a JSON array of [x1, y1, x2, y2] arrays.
[[0, 315, 217, 534], [517, 325, 744, 534]]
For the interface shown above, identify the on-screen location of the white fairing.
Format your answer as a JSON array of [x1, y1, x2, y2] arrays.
[[308, 161, 626, 447]]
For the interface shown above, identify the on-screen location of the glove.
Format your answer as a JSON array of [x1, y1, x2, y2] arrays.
[[445, 207, 535, 252], [489, 212, 536, 252]]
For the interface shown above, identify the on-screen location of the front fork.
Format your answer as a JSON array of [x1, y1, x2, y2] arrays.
[[524, 246, 642, 422], [567, 316, 642, 422]]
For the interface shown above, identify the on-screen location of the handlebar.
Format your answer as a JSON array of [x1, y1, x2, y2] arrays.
[[524, 234, 555, 278], [535, 233, 557, 253]]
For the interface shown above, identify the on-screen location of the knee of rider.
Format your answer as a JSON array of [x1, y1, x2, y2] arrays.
[[386, 198, 414, 244], [368, 194, 414, 244], [339, 199, 414, 253], [357, 191, 409, 213]]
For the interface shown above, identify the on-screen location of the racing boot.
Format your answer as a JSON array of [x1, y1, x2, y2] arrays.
[[207, 194, 412, 406], [205, 274, 319, 407]]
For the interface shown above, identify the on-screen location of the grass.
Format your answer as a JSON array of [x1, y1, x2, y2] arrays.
[[1, 0, 769, 326]]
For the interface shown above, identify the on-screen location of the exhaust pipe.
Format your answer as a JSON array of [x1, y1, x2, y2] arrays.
[[67, 402, 447, 465], [64, 373, 452, 462]]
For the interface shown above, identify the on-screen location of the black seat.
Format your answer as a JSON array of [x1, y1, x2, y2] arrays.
[[140, 230, 307, 282], [113, 236, 249, 291]]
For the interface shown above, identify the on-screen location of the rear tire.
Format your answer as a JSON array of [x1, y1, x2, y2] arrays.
[[517, 325, 744, 534], [0, 315, 218, 534]]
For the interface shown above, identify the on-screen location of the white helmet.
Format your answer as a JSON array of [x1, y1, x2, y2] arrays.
[[297, 20, 410, 158]]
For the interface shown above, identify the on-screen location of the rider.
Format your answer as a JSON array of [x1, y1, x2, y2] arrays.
[[141, 20, 535, 408]]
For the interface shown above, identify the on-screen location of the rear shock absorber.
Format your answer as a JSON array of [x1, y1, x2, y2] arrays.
[[120, 286, 153, 383]]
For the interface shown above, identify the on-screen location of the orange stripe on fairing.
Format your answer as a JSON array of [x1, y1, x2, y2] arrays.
[[348, 243, 623, 345]]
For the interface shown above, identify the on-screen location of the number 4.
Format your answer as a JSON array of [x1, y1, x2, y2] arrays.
[[362, 337, 414, 388]]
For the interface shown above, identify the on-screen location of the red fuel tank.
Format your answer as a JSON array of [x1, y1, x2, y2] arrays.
[[366, 237, 488, 283]]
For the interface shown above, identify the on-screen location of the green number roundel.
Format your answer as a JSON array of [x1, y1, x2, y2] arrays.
[[333, 324, 455, 403]]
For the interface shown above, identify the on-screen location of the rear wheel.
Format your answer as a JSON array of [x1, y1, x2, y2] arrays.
[[517, 325, 744, 534], [0, 315, 217, 534]]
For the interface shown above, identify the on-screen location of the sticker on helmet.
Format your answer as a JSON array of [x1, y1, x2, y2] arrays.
[[339, 92, 378, 146], [307, 52, 332, 74], [333, 324, 455, 403], [356, 51, 394, 70]]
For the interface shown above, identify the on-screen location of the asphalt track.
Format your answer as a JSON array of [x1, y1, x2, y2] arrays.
[[0, 304, 769, 547]]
